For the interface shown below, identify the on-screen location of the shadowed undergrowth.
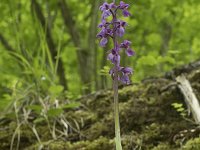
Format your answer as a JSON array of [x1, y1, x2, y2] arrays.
[[1, 69, 200, 150]]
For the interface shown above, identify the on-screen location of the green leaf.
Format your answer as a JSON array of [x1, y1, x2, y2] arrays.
[[33, 117, 45, 124], [99, 66, 110, 76], [48, 85, 64, 96], [168, 50, 182, 54], [138, 55, 157, 66], [47, 108, 63, 117], [171, 103, 183, 108], [26, 105, 43, 114], [62, 102, 80, 109], [4, 112, 16, 120], [0, 94, 12, 112], [177, 108, 185, 112]]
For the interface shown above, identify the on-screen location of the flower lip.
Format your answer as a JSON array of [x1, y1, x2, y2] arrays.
[[98, 22, 111, 28], [120, 74, 130, 84], [99, 2, 109, 11], [116, 26, 125, 37], [101, 10, 111, 20], [108, 53, 121, 66], [121, 67, 133, 74], [119, 1, 129, 9], [100, 2, 117, 12], [126, 48, 135, 56], [123, 10, 131, 17], [120, 40, 131, 48], [120, 21, 127, 27], [111, 49, 117, 55], [96, 27, 113, 39], [100, 37, 108, 47], [115, 20, 127, 26], [110, 3, 117, 9]]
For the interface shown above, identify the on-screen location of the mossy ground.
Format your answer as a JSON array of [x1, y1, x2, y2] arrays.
[[1, 70, 200, 150]]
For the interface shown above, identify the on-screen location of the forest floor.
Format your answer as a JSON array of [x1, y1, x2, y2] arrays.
[[1, 61, 200, 150]]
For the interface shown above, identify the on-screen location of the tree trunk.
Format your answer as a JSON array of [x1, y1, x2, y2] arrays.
[[159, 23, 172, 56], [58, 0, 93, 93], [31, 0, 68, 90], [87, 0, 100, 91]]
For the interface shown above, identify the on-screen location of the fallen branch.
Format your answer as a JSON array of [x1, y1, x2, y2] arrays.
[[176, 74, 200, 124]]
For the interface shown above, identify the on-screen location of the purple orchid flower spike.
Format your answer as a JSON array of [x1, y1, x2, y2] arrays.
[[97, 1, 134, 85], [97, 1, 134, 150]]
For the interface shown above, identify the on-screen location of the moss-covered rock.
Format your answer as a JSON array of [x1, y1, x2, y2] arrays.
[[183, 137, 200, 150], [25, 137, 114, 150]]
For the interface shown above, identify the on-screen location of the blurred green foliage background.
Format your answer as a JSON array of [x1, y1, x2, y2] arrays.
[[0, 0, 200, 108]]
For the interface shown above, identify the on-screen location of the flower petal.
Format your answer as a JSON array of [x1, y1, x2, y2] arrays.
[[119, 1, 129, 9], [121, 67, 133, 74], [121, 74, 130, 84], [107, 53, 114, 61], [116, 26, 125, 37], [120, 21, 127, 27], [120, 40, 131, 48], [126, 48, 135, 56], [100, 38, 108, 47], [123, 10, 131, 17], [110, 3, 117, 9]]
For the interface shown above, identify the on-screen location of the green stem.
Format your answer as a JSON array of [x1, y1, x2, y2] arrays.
[[112, 4, 122, 149], [113, 69, 122, 150]]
